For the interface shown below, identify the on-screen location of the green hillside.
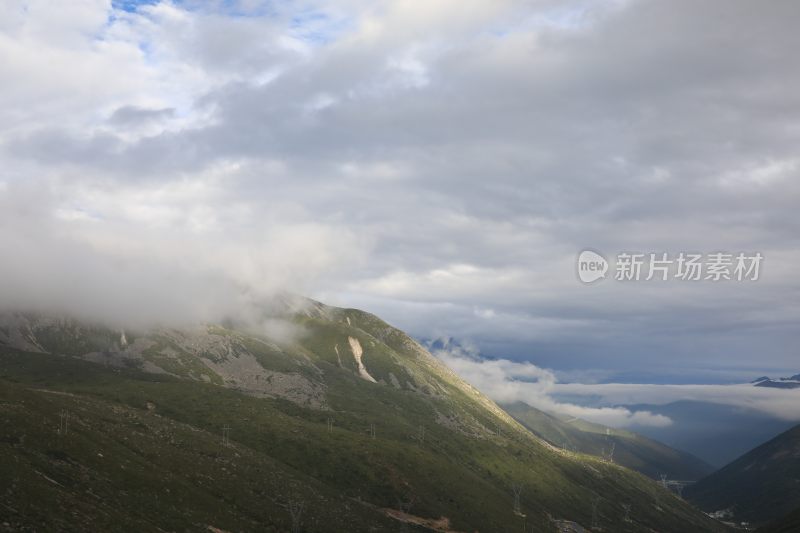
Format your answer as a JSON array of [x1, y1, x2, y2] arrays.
[[503, 401, 714, 481], [685, 424, 800, 526], [0, 301, 728, 532]]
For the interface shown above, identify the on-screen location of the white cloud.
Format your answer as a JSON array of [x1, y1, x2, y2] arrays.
[[435, 345, 800, 426], [0, 177, 366, 327], [434, 345, 673, 428], [554, 382, 800, 422]]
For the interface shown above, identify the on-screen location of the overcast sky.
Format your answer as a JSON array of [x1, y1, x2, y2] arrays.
[[1, 0, 799, 391]]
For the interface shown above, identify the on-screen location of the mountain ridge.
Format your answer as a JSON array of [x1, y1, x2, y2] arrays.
[[0, 300, 727, 531], [685, 423, 800, 526]]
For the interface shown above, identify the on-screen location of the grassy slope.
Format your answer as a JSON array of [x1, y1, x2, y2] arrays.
[[685, 424, 800, 526], [503, 401, 714, 481], [0, 305, 727, 532]]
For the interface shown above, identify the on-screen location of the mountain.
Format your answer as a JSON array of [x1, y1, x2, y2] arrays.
[[0, 300, 727, 532], [752, 374, 800, 390], [503, 401, 714, 481], [619, 400, 796, 467], [684, 424, 800, 526], [758, 505, 800, 533]]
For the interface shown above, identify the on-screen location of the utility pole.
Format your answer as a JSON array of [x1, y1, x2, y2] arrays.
[[603, 442, 616, 463], [288, 496, 304, 533], [222, 425, 231, 447], [326, 418, 334, 433], [369, 423, 376, 439], [59, 410, 70, 436], [511, 483, 522, 515]]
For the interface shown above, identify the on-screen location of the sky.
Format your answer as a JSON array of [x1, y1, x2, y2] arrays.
[[1, 0, 799, 425]]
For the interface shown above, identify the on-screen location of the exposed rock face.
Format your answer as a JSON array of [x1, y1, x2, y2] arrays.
[[0, 314, 48, 353], [348, 336, 377, 383], [0, 299, 462, 412], [201, 347, 326, 409], [0, 312, 327, 409]]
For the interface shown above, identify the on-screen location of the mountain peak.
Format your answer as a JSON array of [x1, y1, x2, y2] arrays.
[[753, 373, 800, 389]]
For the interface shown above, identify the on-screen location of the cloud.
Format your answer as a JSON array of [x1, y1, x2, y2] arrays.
[[432, 340, 672, 428], [0, 0, 798, 376], [433, 341, 800, 426], [0, 179, 366, 327], [553, 381, 800, 422]]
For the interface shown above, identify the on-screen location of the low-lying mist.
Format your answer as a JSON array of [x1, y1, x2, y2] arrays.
[[0, 182, 360, 332]]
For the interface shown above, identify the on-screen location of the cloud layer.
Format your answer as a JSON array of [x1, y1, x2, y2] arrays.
[[0, 0, 798, 375], [432, 340, 673, 427], [434, 342, 800, 428]]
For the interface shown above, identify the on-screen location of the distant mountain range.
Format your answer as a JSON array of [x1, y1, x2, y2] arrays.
[[0, 300, 726, 532], [752, 374, 800, 389], [685, 424, 800, 527]]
